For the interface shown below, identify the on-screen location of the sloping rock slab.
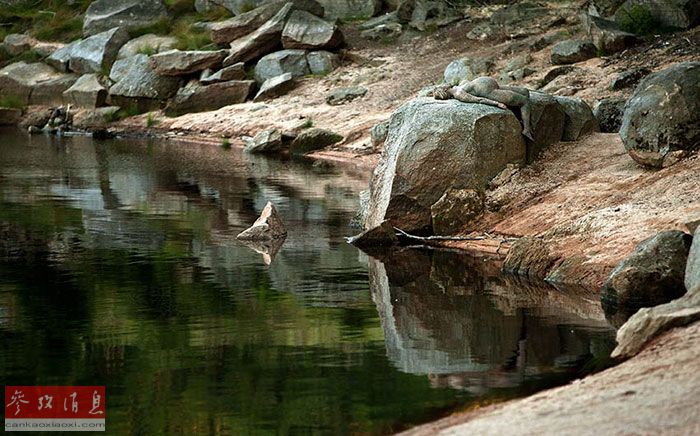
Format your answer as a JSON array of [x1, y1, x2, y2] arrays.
[[254, 49, 309, 83], [254, 73, 295, 102], [236, 201, 287, 241], [281, 10, 343, 50], [150, 49, 227, 76], [109, 54, 181, 105], [223, 3, 293, 66], [83, 0, 169, 36]]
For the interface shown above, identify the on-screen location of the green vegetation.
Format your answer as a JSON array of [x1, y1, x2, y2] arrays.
[[300, 118, 314, 129], [136, 44, 159, 56], [617, 5, 660, 35], [0, 95, 26, 109], [0, 47, 43, 68], [104, 102, 144, 123], [146, 112, 159, 127], [220, 137, 232, 149], [0, 0, 91, 43]]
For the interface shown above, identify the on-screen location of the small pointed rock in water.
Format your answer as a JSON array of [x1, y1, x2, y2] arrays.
[[236, 202, 287, 241]]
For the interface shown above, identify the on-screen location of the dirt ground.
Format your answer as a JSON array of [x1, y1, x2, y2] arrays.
[[402, 320, 700, 436]]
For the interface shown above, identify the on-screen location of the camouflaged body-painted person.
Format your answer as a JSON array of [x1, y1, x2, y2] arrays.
[[431, 76, 534, 140]]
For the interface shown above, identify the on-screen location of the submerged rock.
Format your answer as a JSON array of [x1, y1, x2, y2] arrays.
[[620, 62, 700, 168], [83, 0, 168, 36], [602, 230, 692, 325], [366, 98, 526, 234], [237, 201, 287, 241], [348, 220, 398, 250]]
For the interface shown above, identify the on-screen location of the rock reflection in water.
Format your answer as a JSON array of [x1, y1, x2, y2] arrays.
[[369, 249, 614, 393]]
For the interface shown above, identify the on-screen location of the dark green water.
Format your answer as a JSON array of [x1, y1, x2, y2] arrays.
[[0, 130, 614, 435]]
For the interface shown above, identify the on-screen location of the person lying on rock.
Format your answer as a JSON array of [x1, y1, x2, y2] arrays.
[[430, 77, 534, 140]]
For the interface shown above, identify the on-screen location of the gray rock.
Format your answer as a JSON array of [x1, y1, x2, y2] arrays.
[[365, 98, 526, 233], [538, 66, 581, 89], [316, 0, 381, 20], [282, 10, 343, 50], [253, 73, 295, 101], [588, 0, 626, 17], [109, 54, 181, 103], [209, 0, 325, 45], [585, 14, 637, 54], [116, 34, 177, 59], [602, 230, 693, 325], [431, 188, 484, 235], [554, 96, 599, 141], [254, 49, 309, 83], [165, 80, 255, 115], [62, 74, 107, 108], [550, 39, 597, 65], [200, 62, 246, 84], [236, 201, 287, 241], [0, 107, 22, 125], [326, 86, 367, 105], [610, 67, 651, 90], [3, 34, 33, 56], [83, 0, 169, 36], [593, 97, 626, 133], [223, 3, 294, 66], [620, 62, 700, 168], [0, 61, 77, 105], [289, 127, 343, 154], [687, 226, 700, 293], [443, 56, 494, 86], [370, 120, 389, 147], [68, 27, 131, 74], [358, 12, 399, 30], [348, 220, 398, 250], [150, 49, 227, 76], [526, 92, 566, 162], [360, 22, 403, 40], [306, 51, 339, 75], [245, 129, 284, 153], [614, 0, 700, 29], [46, 44, 75, 72]]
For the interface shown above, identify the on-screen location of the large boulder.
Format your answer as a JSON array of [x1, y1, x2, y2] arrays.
[[165, 80, 255, 115], [550, 39, 597, 65], [526, 92, 566, 162], [614, 0, 700, 29], [116, 34, 177, 59], [108, 54, 181, 107], [52, 27, 130, 75], [620, 62, 700, 168], [443, 56, 494, 86], [82, 0, 169, 36], [593, 97, 626, 133], [149, 49, 227, 76], [254, 49, 309, 83], [3, 34, 33, 56], [0, 62, 77, 105], [601, 230, 693, 324], [554, 96, 599, 141], [245, 129, 284, 153], [281, 10, 343, 50], [585, 14, 637, 54], [223, 3, 293, 66], [365, 98, 526, 234], [316, 0, 381, 20], [209, 0, 325, 45], [62, 74, 107, 108]]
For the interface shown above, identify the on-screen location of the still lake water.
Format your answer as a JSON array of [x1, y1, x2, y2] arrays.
[[0, 130, 615, 434]]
